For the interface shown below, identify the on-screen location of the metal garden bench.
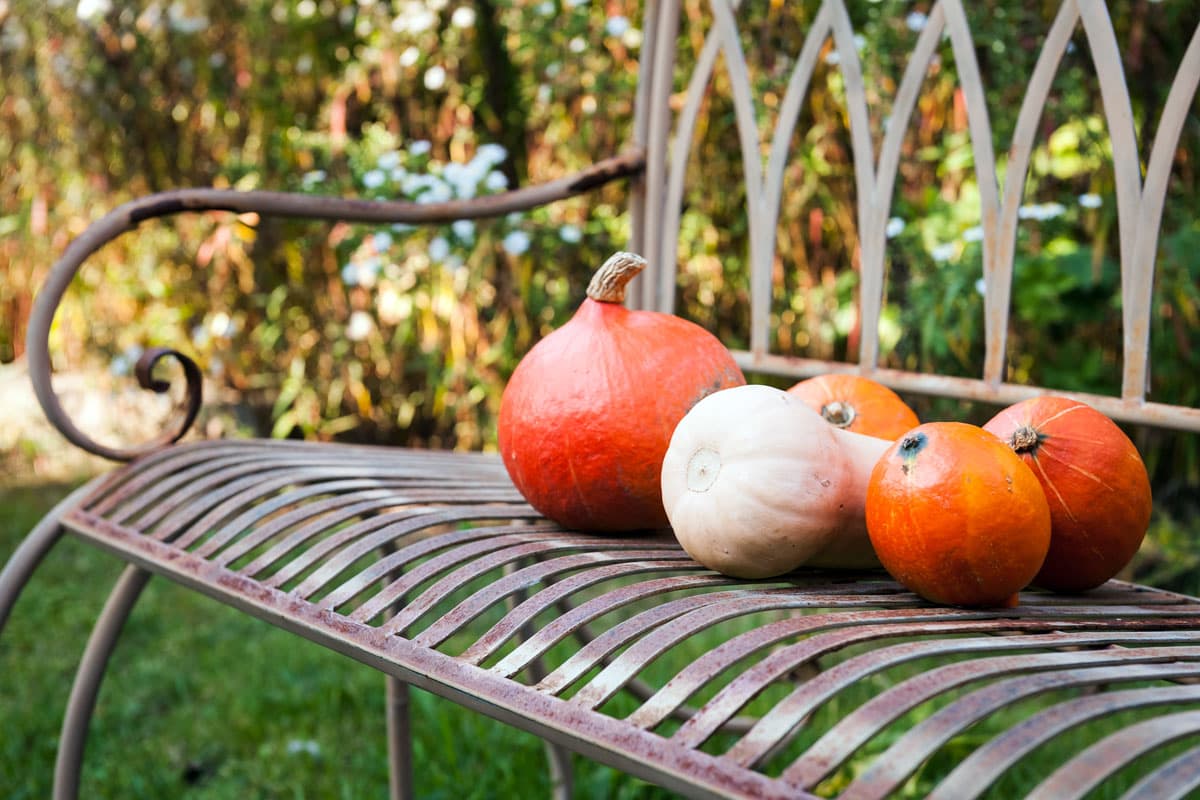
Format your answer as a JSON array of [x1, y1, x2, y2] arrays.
[[4, 0, 1200, 797]]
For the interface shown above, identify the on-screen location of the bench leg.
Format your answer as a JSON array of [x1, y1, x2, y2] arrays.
[[0, 479, 103, 634], [53, 564, 151, 800], [386, 676, 414, 800]]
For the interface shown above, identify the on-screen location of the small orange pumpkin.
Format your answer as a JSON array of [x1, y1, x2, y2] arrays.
[[498, 252, 745, 532], [983, 395, 1152, 592], [787, 374, 919, 439], [866, 422, 1051, 608]]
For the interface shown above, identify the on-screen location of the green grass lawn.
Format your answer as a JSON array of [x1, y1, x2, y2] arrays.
[[0, 482, 667, 799]]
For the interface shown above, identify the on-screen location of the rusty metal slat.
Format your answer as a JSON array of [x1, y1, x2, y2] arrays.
[[533, 588, 779, 695], [244, 504, 534, 584], [413, 554, 696, 651], [214, 494, 530, 568], [491, 575, 738, 680], [319, 523, 561, 613], [83, 444, 271, 514], [55, 511, 805, 799], [569, 591, 928, 712], [150, 466, 413, 542], [1026, 709, 1200, 800], [726, 616, 1200, 768], [236, 502, 436, 582], [647, 611, 1198, 742], [346, 528, 592, 623], [930, 685, 1200, 799], [461, 561, 721, 666], [381, 539, 677, 637], [307, 529, 587, 608], [844, 663, 1200, 800], [103, 454, 296, 525], [539, 582, 915, 701], [288, 497, 540, 598], [195, 483, 421, 560], [1119, 743, 1200, 800], [783, 642, 1200, 790]]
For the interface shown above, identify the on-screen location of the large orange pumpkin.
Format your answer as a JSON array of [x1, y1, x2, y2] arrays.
[[983, 395, 1152, 592], [787, 374, 919, 439], [498, 252, 745, 532], [866, 422, 1051, 608]]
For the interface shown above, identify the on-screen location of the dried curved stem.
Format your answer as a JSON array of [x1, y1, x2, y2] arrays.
[[27, 150, 645, 462]]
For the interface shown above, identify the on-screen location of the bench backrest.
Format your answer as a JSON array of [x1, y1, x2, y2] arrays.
[[625, 0, 1200, 433]]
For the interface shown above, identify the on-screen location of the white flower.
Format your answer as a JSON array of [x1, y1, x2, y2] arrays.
[[452, 219, 475, 241], [399, 47, 420, 68], [428, 236, 451, 262], [417, 182, 452, 204], [1078, 193, 1102, 209], [559, 224, 582, 243], [854, 33, 866, 51], [410, 140, 432, 156], [442, 162, 475, 198], [565, 0, 587, 6], [208, 311, 236, 338], [377, 151, 401, 171], [424, 65, 446, 90], [1018, 202, 1067, 221], [605, 15, 630, 37], [392, 3, 436, 34], [930, 242, 957, 263], [474, 143, 508, 167], [906, 11, 928, 32], [362, 169, 386, 189], [484, 170, 508, 192], [503, 230, 531, 256], [961, 225, 984, 243], [296, 0, 317, 18], [346, 311, 375, 342], [537, 1, 554, 15], [302, 170, 326, 188], [167, 2, 208, 34], [885, 217, 905, 238], [372, 231, 393, 252], [342, 258, 381, 288], [296, 54, 313, 74], [569, 36, 587, 54], [975, 278, 987, 296], [825, 50, 841, 65], [76, 0, 111, 22], [451, 6, 476, 28]]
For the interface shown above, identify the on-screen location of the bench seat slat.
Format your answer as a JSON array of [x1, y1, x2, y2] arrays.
[[49, 439, 1200, 799]]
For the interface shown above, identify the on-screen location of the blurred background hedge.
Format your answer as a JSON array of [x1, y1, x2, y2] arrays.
[[1, 1, 1197, 531]]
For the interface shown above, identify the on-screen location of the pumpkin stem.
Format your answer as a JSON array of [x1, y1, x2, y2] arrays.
[[587, 251, 647, 304], [1010, 425, 1042, 454], [821, 401, 856, 428]]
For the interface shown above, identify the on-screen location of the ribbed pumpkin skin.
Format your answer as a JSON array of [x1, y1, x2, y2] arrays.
[[498, 298, 745, 532], [983, 396, 1152, 592], [866, 422, 1052, 608], [787, 374, 919, 440]]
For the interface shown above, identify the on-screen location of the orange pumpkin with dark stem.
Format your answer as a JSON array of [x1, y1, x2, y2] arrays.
[[498, 251, 745, 532], [866, 422, 1052, 608], [983, 395, 1152, 592], [787, 374, 919, 439]]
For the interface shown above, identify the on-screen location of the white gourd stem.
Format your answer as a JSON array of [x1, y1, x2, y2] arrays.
[[587, 251, 647, 303]]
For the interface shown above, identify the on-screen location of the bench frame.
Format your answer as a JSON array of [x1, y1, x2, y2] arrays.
[[5, 1, 1200, 798]]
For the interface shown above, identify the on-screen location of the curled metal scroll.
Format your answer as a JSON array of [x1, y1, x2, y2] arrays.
[[26, 150, 646, 462]]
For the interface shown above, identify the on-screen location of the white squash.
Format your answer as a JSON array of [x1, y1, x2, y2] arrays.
[[660, 384, 889, 579]]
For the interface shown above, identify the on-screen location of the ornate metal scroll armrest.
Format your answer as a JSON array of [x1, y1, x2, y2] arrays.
[[26, 149, 646, 462]]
